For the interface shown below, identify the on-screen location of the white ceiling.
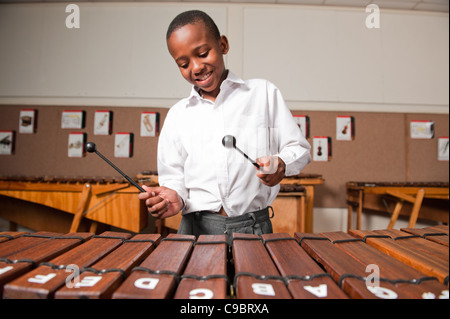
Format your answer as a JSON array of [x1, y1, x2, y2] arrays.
[[0, 0, 448, 13]]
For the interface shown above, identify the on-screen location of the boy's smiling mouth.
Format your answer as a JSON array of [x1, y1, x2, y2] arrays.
[[196, 71, 212, 84]]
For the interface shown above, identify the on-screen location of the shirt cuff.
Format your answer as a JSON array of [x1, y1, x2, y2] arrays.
[[277, 149, 311, 177]]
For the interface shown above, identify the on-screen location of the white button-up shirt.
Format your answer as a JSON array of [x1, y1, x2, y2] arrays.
[[157, 71, 311, 217]]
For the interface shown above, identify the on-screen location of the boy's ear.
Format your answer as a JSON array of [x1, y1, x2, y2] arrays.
[[219, 35, 230, 54]]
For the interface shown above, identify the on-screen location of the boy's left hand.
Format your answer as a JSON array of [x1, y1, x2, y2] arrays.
[[256, 156, 286, 187]]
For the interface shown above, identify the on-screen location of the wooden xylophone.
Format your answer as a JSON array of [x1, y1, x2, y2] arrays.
[[0, 176, 151, 233], [0, 226, 448, 299], [346, 181, 449, 231]]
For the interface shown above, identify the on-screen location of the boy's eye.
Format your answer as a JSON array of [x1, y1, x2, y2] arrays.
[[199, 51, 209, 58]]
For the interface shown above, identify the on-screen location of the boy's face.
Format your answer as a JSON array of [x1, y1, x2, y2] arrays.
[[167, 21, 229, 99]]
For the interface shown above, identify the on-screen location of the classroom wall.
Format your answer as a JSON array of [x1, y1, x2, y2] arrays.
[[0, 105, 447, 231], [0, 2, 448, 113], [0, 2, 448, 232]]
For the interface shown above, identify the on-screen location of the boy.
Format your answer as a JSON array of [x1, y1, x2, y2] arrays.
[[139, 10, 311, 239]]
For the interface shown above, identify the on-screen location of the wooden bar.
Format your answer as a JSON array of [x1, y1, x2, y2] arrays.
[[0, 231, 62, 258], [0, 232, 29, 244], [431, 225, 450, 235], [0, 232, 93, 298], [111, 234, 195, 299], [2, 231, 131, 299], [295, 232, 417, 299], [173, 235, 228, 299], [373, 229, 448, 264], [1, 226, 447, 299], [321, 231, 448, 299], [401, 226, 449, 247], [262, 233, 348, 299], [54, 233, 161, 299], [232, 233, 291, 299], [349, 229, 449, 284]]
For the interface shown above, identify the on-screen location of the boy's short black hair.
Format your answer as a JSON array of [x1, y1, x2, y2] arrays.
[[166, 10, 221, 40]]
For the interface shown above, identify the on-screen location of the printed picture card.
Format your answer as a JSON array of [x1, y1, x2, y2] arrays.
[[0, 130, 14, 155], [293, 115, 310, 138], [115, 132, 133, 158], [410, 120, 434, 139], [62, 110, 85, 129], [94, 110, 112, 135], [19, 109, 37, 134], [336, 116, 355, 141], [68, 132, 85, 157], [140, 112, 159, 137], [313, 136, 332, 162], [438, 137, 449, 161]]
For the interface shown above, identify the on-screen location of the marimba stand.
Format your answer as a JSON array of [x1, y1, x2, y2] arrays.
[[280, 174, 324, 233], [69, 182, 133, 232], [346, 182, 449, 231], [387, 187, 449, 229], [0, 177, 148, 233]]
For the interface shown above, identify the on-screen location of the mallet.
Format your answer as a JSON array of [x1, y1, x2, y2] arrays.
[[85, 142, 145, 192], [222, 135, 260, 169]]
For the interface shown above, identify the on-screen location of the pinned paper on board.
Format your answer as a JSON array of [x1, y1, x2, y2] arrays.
[[410, 120, 434, 139], [293, 115, 310, 138], [313, 136, 332, 162], [68, 132, 85, 158], [438, 137, 449, 161], [62, 110, 85, 129], [94, 110, 112, 135], [336, 116, 355, 141], [115, 132, 133, 158], [19, 109, 37, 134], [140, 112, 159, 137], [0, 130, 14, 155]]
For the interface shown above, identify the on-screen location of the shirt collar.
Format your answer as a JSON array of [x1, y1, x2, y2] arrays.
[[185, 70, 245, 107]]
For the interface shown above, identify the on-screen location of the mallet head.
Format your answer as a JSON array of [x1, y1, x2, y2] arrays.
[[85, 142, 97, 153], [222, 135, 236, 149]]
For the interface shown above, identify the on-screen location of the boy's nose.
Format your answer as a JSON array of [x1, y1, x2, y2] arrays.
[[192, 59, 204, 75]]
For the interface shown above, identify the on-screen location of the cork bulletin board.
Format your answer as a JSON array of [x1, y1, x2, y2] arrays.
[[0, 105, 168, 179], [292, 111, 449, 207], [0, 105, 448, 208]]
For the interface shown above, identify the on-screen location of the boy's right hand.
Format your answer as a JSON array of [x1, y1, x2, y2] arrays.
[[138, 185, 183, 219], [256, 155, 286, 187]]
